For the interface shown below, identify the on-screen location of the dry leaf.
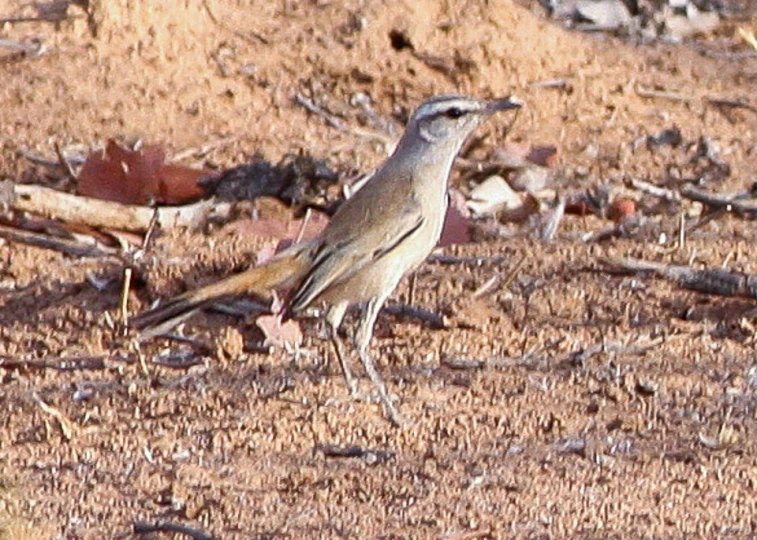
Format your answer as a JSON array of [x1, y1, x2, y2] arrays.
[[663, 4, 719, 40], [467, 175, 524, 217], [526, 145, 558, 167], [78, 139, 212, 205], [78, 140, 163, 205], [509, 165, 552, 193], [576, 0, 632, 29], [439, 189, 471, 247], [256, 293, 302, 349]]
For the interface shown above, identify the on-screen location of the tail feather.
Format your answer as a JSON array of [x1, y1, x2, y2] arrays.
[[132, 244, 315, 337]]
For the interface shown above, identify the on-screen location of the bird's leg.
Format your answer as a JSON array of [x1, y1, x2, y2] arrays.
[[355, 297, 407, 426], [326, 302, 358, 396]]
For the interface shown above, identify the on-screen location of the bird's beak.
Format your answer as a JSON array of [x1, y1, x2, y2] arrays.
[[487, 96, 523, 113]]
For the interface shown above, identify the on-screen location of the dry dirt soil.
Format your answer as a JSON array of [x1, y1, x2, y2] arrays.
[[2, 0, 757, 538]]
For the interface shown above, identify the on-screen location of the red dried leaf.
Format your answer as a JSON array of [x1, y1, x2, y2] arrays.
[[439, 189, 471, 247], [78, 140, 164, 205], [157, 163, 213, 205], [526, 145, 558, 167], [78, 140, 211, 205], [608, 198, 637, 223]]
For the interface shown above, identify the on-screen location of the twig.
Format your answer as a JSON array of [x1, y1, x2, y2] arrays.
[[705, 96, 757, 116], [142, 208, 160, 251], [19, 147, 87, 169], [2, 181, 230, 232], [294, 93, 350, 131], [737, 26, 757, 51], [34, 394, 77, 440], [171, 136, 238, 162], [0, 38, 46, 57], [150, 352, 206, 370], [441, 337, 564, 371], [133, 520, 212, 540], [471, 275, 499, 299], [501, 254, 527, 291], [528, 78, 572, 90], [697, 48, 757, 60], [294, 207, 311, 244], [53, 142, 77, 182], [0, 223, 118, 257], [438, 530, 492, 540], [385, 304, 446, 329], [599, 256, 757, 299], [568, 337, 663, 367], [202, 0, 269, 45], [0, 355, 113, 371], [626, 178, 681, 203], [634, 84, 692, 102], [120, 267, 133, 325], [541, 196, 565, 241], [315, 444, 395, 464], [680, 185, 757, 215], [429, 254, 508, 266], [293, 93, 395, 147], [685, 207, 727, 235]]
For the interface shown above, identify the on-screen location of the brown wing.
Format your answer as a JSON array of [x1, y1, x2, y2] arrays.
[[288, 170, 422, 312]]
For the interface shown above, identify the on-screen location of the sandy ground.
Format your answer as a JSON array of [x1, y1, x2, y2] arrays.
[[2, 0, 757, 538]]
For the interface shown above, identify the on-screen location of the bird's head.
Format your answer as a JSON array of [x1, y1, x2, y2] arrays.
[[406, 94, 522, 148]]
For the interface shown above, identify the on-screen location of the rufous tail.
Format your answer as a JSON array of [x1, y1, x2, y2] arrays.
[[132, 244, 315, 338]]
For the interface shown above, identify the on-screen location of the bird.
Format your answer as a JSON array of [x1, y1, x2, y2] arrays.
[[132, 94, 522, 425]]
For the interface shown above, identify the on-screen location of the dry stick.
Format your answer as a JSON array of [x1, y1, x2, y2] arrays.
[[569, 337, 664, 367], [634, 84, 693, 102], [599, 256, 757, 299], [293, 93, 396, 147], [705, 97, 757, 116], [202, 0, 269, 44], [528, 78, 572, 90], [171, 136, 238, 162], [120, 267, 133, 326], [0, 38, 46, 57], [501, 254, 527, 291], [142, 208, 160, 251], [385, 304, 446, 329], [0, 223, 118, 257], [52, 142, 77, 182], [430, 254, 508, 266], [133, 520, 212, 540], [19, 147, 87, 169], [34, 394, 77, 440], [541, 196, 566, 241], [626, 178, 681, 203], [471, 275, 499, 299], [294, 207, 312, 244], [680, 185, 757, 215], [438, 529, 492, 540], [315, 443, 395, 463], [441, 336, 565, 370], [408, 272, 417, 306], [3, 182, 229, 232], [0, 355, 111, 371]]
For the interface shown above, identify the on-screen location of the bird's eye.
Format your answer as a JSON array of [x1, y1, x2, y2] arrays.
[[444, 107, 464, 119]]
